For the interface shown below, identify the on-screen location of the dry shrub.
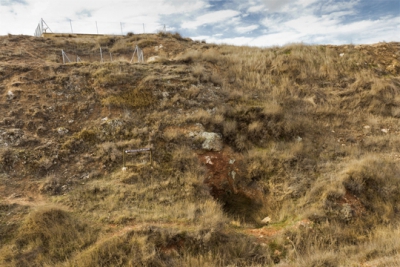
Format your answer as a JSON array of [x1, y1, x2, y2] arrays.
[[96, 36, 114, 46], [202, 49, 222, 64], [176, 49, 201, 63], [187, 109, 211, 125], [75, 128, 98, 144], [222, 120, 237, 137], [69, 233, 164, 267], [227, 89, 244, 101], [171, 146, 199, 173], [191, 63, 205, 78], [184, 85, 201, 98], [137, 38, 158, 48], [0, 208, 97, 266], [188, 199, 227, 230], [340, 156, 400, 224], [234, 134, 250, 152], [212, 114, 224, 125], [210, 71, 223, 86], [0, 148, 16, 172], [98, 142, 122, 162], [163, 127, 181, 142], [110, 39, 132, 53], [69, 225, 271, 267], [248, 120, 263, 134], [102, 84, 155, 109]]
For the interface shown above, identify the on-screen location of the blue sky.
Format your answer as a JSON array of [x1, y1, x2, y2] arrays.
[[0, 0, 399, 46]]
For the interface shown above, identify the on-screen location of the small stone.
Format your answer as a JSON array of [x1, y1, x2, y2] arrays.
[[340, 53, 345, 57], [122, 167, 127, 172], [205, 156, 213, 165], [57, 127, 69, 135], [295, 136, 302, 142], [363, 125, 371, 129], [261, 216, 271, 225], [381, 128, 389, 133], [231, 170, 236, 180], [6, 91, 15, 100], [229, 159, 235, 164]]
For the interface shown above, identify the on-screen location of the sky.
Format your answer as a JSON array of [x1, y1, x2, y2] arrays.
[[0, 0, 399, 46]]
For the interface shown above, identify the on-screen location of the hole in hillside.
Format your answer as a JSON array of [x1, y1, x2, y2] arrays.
[[200, 150, 264, 222], [217, 190, 263, 222]]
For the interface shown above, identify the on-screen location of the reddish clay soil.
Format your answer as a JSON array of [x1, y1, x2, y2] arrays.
[[198, 147, 264, 212]]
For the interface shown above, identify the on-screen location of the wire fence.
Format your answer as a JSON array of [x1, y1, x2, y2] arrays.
[[34, 18, 167, 37], [60, 45, 144, 64]]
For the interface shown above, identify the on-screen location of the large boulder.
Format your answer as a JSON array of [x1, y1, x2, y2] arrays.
[[201, 132, 223, 151]]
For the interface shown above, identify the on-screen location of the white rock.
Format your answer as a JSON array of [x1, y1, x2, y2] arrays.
[[122, 167, 127, 172], [295, 136, 302, 142], [205, 156, 213, 165], [381, 128, 389, 133], [7, 91, 14, 100], [261, 216, 271, 224], [229, 159, 235, 164], [57, 127, 69, 135], [340, 53, 345, 57], [201, 132, 223, 151], [147, 56, 168, 63], [363, 125, 371, 129]]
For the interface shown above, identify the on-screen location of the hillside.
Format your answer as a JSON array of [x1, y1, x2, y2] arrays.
[[0, 33, 399, 266]]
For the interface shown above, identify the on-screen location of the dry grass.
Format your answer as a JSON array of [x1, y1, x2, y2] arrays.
[[0, 35, 399, 267], [0, 208, 97, 267]]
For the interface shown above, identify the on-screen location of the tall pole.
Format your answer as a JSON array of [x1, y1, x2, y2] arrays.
[[41, 18, 44, 34], [143, 23, 145, 33], [100, 47, 103, 63], [96, 21, 99, 34], [120, 22, 123, 35], [69, 19, 73, 33]]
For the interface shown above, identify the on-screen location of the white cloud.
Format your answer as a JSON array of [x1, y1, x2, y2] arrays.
[[181, 10, 240, 29], [320, 0, 359, 13], [193, 35, 253, 46], [0, 0, 398, 47], [0, 0, 207, 35], [247, 5, 264, 13], [261, 0, 291, 12], [236, 25, 259, 33]]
